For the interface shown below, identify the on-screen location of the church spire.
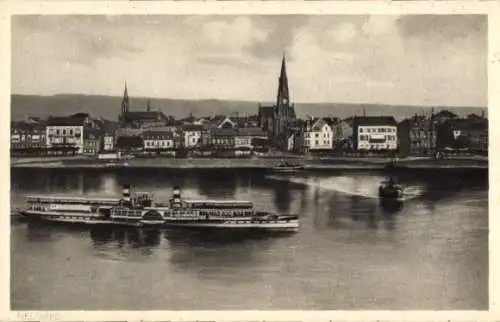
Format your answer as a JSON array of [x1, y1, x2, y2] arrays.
[[277, 52, 289, 107], [121, 82, 130, 114]]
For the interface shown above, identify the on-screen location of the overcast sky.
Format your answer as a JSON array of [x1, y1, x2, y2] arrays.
[[12, 14, 487, 106]]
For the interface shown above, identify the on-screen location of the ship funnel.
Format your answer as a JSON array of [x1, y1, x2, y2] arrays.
[[122, 184, 131, 202], [172, 185, 181, 208]]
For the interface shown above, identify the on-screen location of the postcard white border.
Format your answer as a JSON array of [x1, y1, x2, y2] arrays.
[[1, 1, 498, 321]]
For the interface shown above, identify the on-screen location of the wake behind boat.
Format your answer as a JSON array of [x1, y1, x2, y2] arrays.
[[18, 185, 299, 232]]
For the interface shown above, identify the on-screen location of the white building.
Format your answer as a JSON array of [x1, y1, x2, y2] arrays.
[[234, 127, 267, 156], [295, 118, 333, 153], [143, 131, 175, 150], [182, 125, 203, 148], [353, 116, 398, 151], [46, 117, 85, 154], [103, 134, 115, 151]]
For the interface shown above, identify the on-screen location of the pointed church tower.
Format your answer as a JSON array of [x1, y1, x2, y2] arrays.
[[273, 52, 295, 143], [276, 52, 290, 110], [121, 82, 130, 114]]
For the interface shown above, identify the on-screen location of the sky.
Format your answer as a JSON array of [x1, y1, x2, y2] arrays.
[[12, 14, 487, 107]]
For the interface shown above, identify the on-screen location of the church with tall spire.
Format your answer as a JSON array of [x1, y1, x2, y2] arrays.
[[258, 52, 297, 148], [118, 82, 168, 128]]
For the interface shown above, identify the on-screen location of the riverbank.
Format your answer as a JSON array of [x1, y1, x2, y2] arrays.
[[10, 155, 488, 170]]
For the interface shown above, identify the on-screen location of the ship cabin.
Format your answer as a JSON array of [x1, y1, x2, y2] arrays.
[[182, 199, 255, 217], [110, 192, 156, 219], [24, 195, 117, 217], [25, 195, 120, 207], [127, 192, 154, 208]]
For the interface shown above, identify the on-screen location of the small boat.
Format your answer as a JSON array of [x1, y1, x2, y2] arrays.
[[378, 177, 404, 200], [271, 161, 305, 173]]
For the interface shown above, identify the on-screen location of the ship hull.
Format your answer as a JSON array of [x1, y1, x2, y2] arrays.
[[378, 186, 404, 200], [163, 221, 299, 231], [18, 211, 142, 227], [18, 211, 299, 232], [270, 167, 305, 173]]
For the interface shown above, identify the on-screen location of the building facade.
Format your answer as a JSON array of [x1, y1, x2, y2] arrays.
[[143, 131, 175, 151], [11, 121, 46, 154], [435, 117, 488, 154], [295, 118, 333, 153], [397, 115, 436, 156], [353, 116, 398, 152], [46, 117, 85, 154], [83, 129, 102, 155], [234, 127, 267, 151], [209, 128, 237, 150], [182, 125, 203, 148]]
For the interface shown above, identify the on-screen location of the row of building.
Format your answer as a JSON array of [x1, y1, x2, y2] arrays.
[[10, 108, 488, 157]]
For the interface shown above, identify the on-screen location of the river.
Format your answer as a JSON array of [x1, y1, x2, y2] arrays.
[[10, 167, 488, 310]]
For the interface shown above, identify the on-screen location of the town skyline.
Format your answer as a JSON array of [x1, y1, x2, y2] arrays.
[[12, 15, 486, 107]]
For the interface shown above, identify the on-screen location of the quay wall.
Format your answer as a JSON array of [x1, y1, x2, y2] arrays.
[[10, 156, 488, 170]]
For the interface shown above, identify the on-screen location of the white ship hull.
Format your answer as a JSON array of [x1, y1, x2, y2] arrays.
[[19, 210, 143, 227], [163, 221, 299, 231], [19, 210, 299, 231]]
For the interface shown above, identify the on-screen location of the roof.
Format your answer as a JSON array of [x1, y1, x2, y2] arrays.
[[433, 110, 457, 118], [467, 113, 484, 120], [237, 127, 267, 137], [352, 116, 397, 127], [121, 111, 167, 121], [11, 121, 45, 132], [211, 127, 239, 136], [210, 115, 227, 124], [69, 113, 90, 119], [165, 119, 183, 126], [47, 116, 85, 126], [143, 131, 174, 139], [324, 117, 340, 127], [83, 128, 102, 140], [180, 115, 197, 123], [232, 116, 254, 128], [99, 120, 119, 134], [182, 124, 204, 132], [303, 117, 331, 131], [445, 118, 487, 132], [468, 120, 488, 131]]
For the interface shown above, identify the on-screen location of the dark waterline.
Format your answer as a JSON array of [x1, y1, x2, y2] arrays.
[[11, 168, 488, 310]]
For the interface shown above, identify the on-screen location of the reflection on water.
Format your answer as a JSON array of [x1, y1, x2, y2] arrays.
[[11, 168, 488, 310]]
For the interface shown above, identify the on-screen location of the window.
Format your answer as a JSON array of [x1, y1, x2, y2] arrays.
[[315, 140, 319, 146]]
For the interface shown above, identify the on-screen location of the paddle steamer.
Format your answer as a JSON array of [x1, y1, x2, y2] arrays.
[[18, 185, 299, 231]]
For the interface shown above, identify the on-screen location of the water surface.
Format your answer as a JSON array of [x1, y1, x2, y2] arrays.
[[11, 168, 488, 310]]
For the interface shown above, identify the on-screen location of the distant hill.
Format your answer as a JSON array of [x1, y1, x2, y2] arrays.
[[10, 94, 487, 122]]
